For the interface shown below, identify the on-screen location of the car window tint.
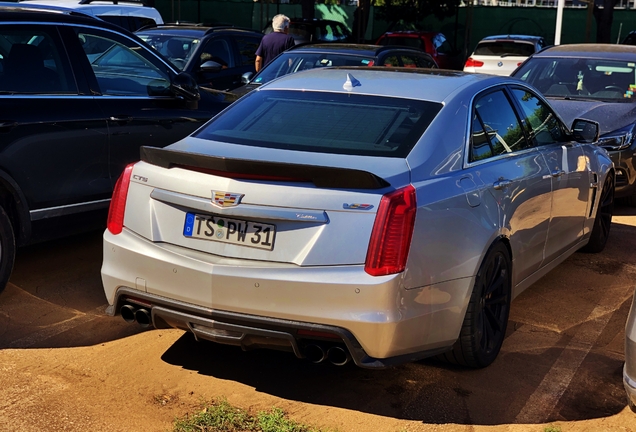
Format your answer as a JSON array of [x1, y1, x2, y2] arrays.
[[512, 88, 565, 145], [384, 37, 423, 50], [474, 90, 531, 154], [474, 41, 536, 57], [236, 36, 261, 66], [470, 112, 495, 162], [194, 90, 443, 158], [0, 26, 74, 94], [201, 38, 233, 68], [383, 55, 400, 67], [99, 15, 157, 32], [138, 33, 200, 70], [400, 54, 435, 69], [76, 30, 170, 96]]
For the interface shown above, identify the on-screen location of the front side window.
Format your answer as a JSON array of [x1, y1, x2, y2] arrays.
[[194, 90, 442, 158], [511, 88, 565, 145], [138, 33, 200, 70], [76, 29, 170, 96], [470, 89, 530, 162], [200, 38, 234, 68], [0, 25, 74, 94]]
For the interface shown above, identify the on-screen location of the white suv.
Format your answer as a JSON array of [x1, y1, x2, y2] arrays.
[[18, 0, 163, 31]]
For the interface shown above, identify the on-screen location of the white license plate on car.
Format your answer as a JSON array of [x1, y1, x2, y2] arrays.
[[183, 213, 275, 251]]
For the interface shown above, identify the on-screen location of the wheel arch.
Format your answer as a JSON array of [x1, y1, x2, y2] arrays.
[[0, 169, 31, 246]]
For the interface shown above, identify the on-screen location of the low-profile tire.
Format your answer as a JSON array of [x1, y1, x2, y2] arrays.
[[0, 204, 15, 296], [439, 242, 512, 368], [580, 172, 614, 253]]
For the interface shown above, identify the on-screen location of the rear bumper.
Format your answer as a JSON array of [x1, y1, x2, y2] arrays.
[[101, 228, 473, 367]]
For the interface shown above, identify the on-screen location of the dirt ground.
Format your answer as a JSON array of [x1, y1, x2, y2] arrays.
[[1, 207, 635, 432]]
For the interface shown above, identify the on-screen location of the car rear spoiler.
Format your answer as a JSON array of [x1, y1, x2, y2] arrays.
[[140, 146, 390, 189]]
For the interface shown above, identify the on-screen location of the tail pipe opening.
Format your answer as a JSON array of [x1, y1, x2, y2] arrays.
[[327, 346, 351, 366], [120, 304, 136, 323], [304, 344, 327, 363], [135, 309, 152, 328]]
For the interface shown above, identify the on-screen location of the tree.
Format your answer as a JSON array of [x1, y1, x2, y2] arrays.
[[593, 0, 619, 43], [376, 0, 458, 30]]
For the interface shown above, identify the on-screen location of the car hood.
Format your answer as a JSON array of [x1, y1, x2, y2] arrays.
[[548, 98, 636, 134]]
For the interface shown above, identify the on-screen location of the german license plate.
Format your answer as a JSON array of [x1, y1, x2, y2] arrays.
[[183, 213, 275, 251]]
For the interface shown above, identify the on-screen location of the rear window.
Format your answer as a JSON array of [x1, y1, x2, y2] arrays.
[[194, 90, 442, 157], [474, 41, 536, 57]]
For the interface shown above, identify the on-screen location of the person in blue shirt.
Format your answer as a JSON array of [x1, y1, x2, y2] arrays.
[[255, 14, 296, 72]]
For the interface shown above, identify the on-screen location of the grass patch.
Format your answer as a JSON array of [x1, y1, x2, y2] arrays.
[[172, 398, 333, 432], [543, 425, 562, 432]]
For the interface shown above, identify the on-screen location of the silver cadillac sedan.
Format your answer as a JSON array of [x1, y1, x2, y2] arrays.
[[101, 68, 614, 369]]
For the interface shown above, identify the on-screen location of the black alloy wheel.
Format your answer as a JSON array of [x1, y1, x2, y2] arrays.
[[440, 242, 511, 368], [581, 172, 614, 253]]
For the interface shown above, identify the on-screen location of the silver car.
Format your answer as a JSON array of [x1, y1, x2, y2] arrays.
[[101, 68, 614, 369]]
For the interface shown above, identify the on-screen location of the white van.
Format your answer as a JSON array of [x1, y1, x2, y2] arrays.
[[18, 0, 164, 31]]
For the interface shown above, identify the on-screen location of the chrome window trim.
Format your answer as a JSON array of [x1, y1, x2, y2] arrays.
[[30, 198, 111, 221]]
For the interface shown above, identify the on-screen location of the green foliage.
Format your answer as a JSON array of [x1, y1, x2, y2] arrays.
[[543, 425, 562, 432], [375, 0, 458, 28], [172, 398, 333, 432]]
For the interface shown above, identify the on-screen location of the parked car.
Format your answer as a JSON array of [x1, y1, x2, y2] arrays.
[[376, 30, 463, 70], [18, 0, 164, 31], [463, 34, 546, 76], [263, 18, 352, 45], [512, 43, 636, 205], [136, 24, 263, 91], [0, 3, 236, 295], [101, 67, 614, 369], [232, 43, 437, 98], [626, 289, 636, 412]]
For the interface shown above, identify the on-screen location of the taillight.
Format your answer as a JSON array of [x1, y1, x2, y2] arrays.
[[464, 57, 484, 68], [364, 185, 417, 276], [107, 163, 134, 235]]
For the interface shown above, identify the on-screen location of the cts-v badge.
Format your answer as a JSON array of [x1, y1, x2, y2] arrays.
[[212, 191, 244, 207]]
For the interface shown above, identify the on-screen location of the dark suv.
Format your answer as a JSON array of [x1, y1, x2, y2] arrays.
[[136, 24, 263, 91], [0, 3, 236, 294]]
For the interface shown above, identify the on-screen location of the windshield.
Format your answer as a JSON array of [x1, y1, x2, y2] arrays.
[[514, 57, 636, 101], [194, 90, 442, 158], [473, 41, 535, 57], [251, 52, 376, 86], [137, 33, 200, 70]]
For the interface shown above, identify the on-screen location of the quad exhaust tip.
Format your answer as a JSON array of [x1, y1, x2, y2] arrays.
[[327, 346, 351, 366]]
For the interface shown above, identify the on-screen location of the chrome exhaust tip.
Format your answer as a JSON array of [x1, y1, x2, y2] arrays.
[[120, 304, 136, 323], [327, 346, 351, 366], [134, 308, 152, 328], [304, 344, 327, 363]]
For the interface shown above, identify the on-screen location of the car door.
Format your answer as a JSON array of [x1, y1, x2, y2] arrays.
[[192, 34, 238, 91], [0, 24, 110, 217], [510, 87, 591, 262], [466, 88, 553, 283], [61, 26, 215, 185]]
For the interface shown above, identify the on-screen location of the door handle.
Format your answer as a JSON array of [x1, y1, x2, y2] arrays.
[[108, 115, 132, 123], [493, 179, 512, 190], [551, 169, 565, 178]]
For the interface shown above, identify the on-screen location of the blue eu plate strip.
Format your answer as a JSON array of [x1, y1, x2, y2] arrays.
[[183, 213, 195, 237]]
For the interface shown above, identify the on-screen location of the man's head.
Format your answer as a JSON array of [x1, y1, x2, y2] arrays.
[[272, 14, 290, 33]]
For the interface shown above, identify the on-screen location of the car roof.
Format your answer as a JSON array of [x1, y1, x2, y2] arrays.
[[258, 67, 510, 102], [533, 43, 636, 60], [18, 0, 162, 20], [479, 34, 543, 43], [135, 24, 260, 37], [0, 2, 136, 28], [288, 43, 428, 57]]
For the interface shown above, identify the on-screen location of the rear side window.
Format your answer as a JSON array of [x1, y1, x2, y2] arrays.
[[195, 90, 442, 158], [236, 36, 262, 66], [0, 25, 75, 94], [99, 16, 157, 32], [474, 41, 536, 57]]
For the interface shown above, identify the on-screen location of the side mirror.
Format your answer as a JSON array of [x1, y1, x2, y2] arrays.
[[241, 72, 253, 84], [171, 72, 200, 101], [571, 118, 599, 143], [200, 60, 223, 73]]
